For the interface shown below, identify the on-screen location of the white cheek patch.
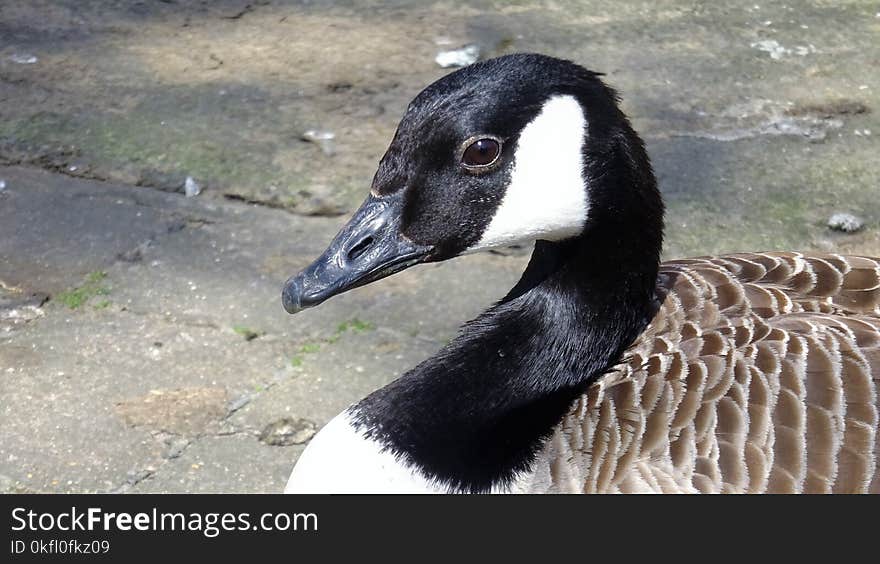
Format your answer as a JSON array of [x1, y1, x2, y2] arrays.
[[470, 95, 588, 252]]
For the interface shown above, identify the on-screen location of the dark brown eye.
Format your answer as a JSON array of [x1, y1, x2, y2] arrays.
[[461, 138, 501, 169]]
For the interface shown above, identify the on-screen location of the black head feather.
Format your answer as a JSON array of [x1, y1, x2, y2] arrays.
[[350, 54, 665, 492]]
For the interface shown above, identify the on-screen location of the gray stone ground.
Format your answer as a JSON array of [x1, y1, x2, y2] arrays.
[[0, 165, 527, 492], [1, 1, 878, 492]]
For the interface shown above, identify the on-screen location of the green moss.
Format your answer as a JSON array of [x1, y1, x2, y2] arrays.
[[55, 271, 111, 309], [288, 318, 377, 367], [86, 271, 107, 284], [56, 290, 88, 309], [2, 100, 294, 206], [325, 318, 375, 343], [289, 342, 320, 366], [336, 318, 375, 334], [233, 325, 262, 341], [0, 81, 374, 213]]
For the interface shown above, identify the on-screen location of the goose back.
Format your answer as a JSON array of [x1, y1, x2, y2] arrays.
[[516, 252, 880, 493]]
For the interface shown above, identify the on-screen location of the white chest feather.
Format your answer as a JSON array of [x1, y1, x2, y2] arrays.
[[285, 410, 572, 494], [286, 411, 551, 494], [284, 411, 445, 494]]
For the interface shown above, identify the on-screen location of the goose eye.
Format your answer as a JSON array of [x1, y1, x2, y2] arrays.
[[461, 138, 501, 169]]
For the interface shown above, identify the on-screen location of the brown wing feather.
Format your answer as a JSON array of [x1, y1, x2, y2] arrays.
[[521, 252, 880, 493]]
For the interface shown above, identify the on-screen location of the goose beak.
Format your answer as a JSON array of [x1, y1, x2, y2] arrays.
[[282, 194, 433, 314]]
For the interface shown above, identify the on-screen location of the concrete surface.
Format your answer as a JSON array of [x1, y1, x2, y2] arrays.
[[0, 166, 525, 492], [0, 1, 878, 492]]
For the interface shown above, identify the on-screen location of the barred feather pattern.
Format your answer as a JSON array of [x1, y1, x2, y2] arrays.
[[515, 252, 880, 494]]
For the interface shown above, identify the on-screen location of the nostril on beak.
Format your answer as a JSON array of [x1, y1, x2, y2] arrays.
[[346, 236, 374, 262]]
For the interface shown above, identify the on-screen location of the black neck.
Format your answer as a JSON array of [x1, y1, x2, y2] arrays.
[[352, 124, 663, 493]]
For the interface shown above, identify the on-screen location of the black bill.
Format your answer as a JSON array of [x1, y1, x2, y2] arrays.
[[282, 194, 433, 314]]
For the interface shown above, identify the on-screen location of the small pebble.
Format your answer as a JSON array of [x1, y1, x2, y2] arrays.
[[301, 130, 335, 156], [0, 180, 6, 192], [435, 44, 480, 68], [302, 129, 334, 142], [827, 212, 864, 233], [9, 53, 38, 64], [184, 176, 201, 197], [259, 418, 317, 446]]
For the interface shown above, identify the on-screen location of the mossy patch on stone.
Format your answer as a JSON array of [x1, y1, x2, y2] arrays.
[[233, 325, 263, 341], [55, 271, 111, 309]]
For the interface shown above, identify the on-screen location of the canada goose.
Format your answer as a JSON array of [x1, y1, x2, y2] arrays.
[[281, 53, 880, 493]]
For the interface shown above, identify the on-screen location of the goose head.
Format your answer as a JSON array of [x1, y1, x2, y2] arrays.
[[282, 53, 662, 314]]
